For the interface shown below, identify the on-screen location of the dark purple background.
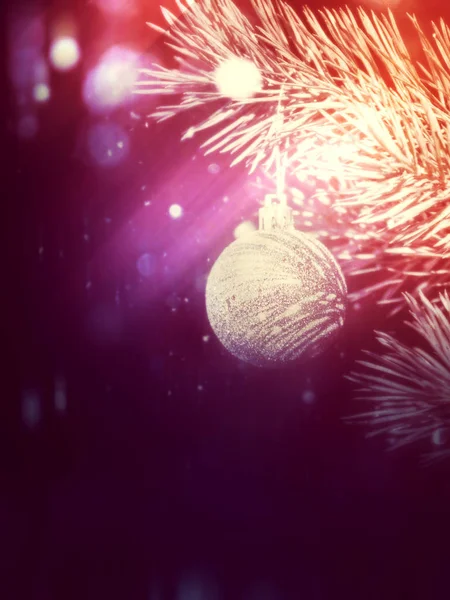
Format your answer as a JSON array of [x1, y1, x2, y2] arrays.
[[5, 0, 450, 598]]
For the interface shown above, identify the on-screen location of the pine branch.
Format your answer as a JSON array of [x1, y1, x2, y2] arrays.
[[346, 291, 450, 462], [137, 0, 450, 257]]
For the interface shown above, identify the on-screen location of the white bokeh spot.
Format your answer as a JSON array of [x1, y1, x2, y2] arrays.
[[169, 204, 183, 219], [49, 36, 80, 71], [214, 56, 262, 100], [33, 82, 51, 102]]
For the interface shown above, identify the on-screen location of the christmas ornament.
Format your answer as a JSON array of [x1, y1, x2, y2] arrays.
[[206, 198, 347, 366]]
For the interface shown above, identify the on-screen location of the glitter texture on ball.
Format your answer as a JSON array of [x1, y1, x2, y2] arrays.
[[205, 229, 347, 367]]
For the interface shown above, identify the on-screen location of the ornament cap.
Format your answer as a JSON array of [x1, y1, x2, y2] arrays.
[[258, 196, 294, 232]]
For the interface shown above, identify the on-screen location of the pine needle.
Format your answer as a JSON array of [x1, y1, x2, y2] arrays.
[[346, 291, 450, 462], [137, 0, 450, 259]]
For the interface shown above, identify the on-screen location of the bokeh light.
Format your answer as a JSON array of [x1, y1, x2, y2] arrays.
[[214, 56, 262, 100], [169, 204, 183, 219], [302, 389, 315, 404], [432, 428, 446, 446], [8, 9, 49, 138], [33, 82, 50, 102], [49, 36, 80, 71], [87, 122, 130, 167], [8, 13, 45, 88], [83, 45, 140, 112], [136, 252, 156, 278], [21, 390, 41, 429], [207, 163, 220, 174]]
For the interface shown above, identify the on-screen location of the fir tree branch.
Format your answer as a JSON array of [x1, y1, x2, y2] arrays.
[[346, 291, 450, 462], [137, 0, 450, 255]]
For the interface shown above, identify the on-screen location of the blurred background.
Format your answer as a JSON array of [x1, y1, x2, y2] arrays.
[[5, 0, 450, 598]]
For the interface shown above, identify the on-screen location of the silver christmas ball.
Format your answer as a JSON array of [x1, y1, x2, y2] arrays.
[[205, 229, 347, 367]]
